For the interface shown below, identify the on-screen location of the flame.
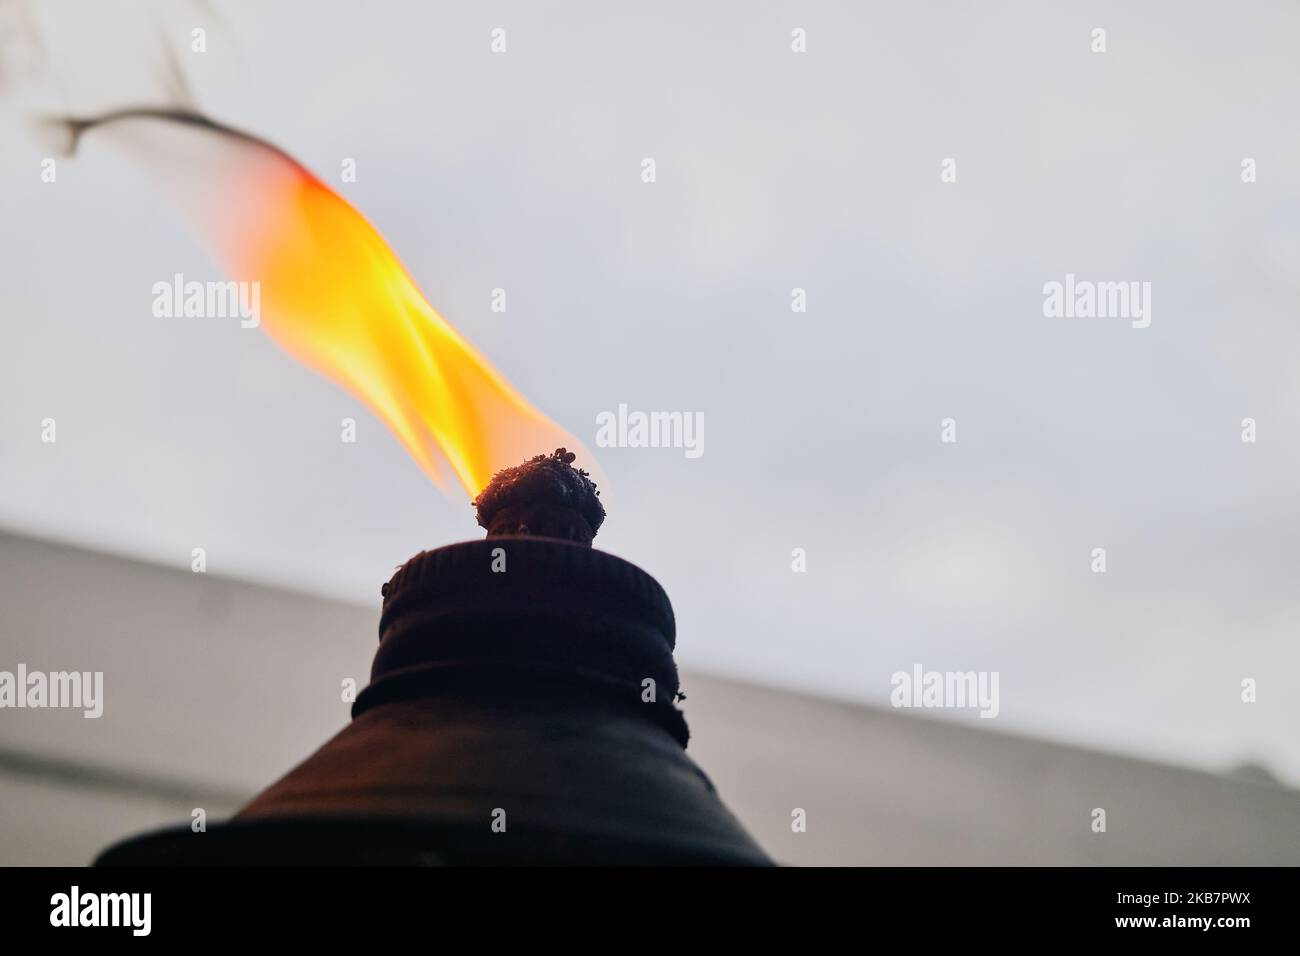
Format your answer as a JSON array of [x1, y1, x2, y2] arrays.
[[75, 110, 599, 499]]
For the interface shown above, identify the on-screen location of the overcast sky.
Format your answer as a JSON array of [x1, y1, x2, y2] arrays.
[[3, 0, 1300, 781]]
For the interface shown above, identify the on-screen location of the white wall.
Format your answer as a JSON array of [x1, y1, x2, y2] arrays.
[[2, 529, 1298, 865]]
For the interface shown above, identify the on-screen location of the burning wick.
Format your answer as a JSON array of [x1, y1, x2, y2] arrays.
[[474, 448, 606, 546]]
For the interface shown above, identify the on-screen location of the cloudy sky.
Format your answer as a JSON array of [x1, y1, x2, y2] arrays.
[[3, 0, 1300, 780]]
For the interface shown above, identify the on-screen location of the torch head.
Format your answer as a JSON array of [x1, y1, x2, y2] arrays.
[[473, 448, 606, 546], [94, 464, 773, 866]]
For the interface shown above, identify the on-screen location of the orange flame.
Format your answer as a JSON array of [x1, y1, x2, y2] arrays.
[[79, 111, 600, 499]]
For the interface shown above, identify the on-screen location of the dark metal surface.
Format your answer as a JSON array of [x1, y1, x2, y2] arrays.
[[97, 537, 770, 865]]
